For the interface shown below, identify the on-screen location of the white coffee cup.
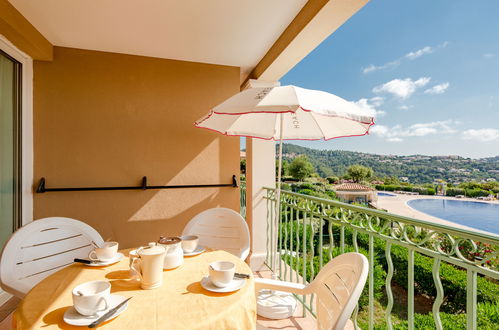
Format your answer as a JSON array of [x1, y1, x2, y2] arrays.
[[180, 235, 199, 253], [72, 280, 111, 316], [89, 242, 118, 261], [209, 261, 235, 288]]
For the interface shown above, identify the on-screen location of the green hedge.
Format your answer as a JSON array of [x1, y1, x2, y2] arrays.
[[282, 245, 386, 308], [446, 188, 465, 196], [375, 185, 436, 195], [340, 228, 499, 313], [380, 303, 499, 330], [465, 188, 493, 198], [280, 221, 320, 254], [389, 244, 499, 313]]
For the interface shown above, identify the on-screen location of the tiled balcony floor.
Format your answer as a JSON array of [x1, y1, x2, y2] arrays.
[[254, 267, 316, 330]]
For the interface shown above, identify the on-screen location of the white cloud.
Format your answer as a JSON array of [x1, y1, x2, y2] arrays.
[[370, 120, 456, 142], [362, 42, 448, 74], [353, 97, 386, 117], [405, 46, 433, 60], [372, 77, 431, 99], [362, 60, 400, 74], [398, 105, 412, 111], [483, 53, 496, 59], [462, 128, 499, 142], [424, 82, 450, 94]]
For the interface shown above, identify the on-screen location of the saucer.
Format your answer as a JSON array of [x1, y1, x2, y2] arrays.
[[87, 253, 124, 266], [183, 246, 206, 257], [200, 275, 246, 293], [63, 294, 128, 326]]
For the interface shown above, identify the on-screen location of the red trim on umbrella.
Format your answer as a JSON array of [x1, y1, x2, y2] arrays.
[[194, 120, 375, 141], [195, 107, 374, 127]]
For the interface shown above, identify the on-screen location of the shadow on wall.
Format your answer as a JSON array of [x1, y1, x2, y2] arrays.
[[33, 47, 240, 248]]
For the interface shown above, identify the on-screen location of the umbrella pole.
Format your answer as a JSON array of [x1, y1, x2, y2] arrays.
[[273, 114, 284, 278], [256, 113, 296, 321]]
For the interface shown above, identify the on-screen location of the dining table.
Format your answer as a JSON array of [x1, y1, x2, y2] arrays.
[[14, 249, 257, 329]]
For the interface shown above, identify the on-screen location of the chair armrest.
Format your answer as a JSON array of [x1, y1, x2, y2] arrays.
[[254, 277, 307, 295]]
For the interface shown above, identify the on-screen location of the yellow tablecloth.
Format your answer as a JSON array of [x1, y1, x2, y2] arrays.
[[15, 250, 256, 329]]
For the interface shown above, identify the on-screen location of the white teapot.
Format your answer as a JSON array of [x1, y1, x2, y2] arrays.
[[158, 236, 183, 269]]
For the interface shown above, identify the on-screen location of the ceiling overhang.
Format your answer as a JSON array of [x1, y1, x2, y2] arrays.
[[4, 0, 370, 84]]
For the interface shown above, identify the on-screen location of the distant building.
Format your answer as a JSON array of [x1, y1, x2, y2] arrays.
[[333, 183, 377, 204], [399, 177, 409, 182]]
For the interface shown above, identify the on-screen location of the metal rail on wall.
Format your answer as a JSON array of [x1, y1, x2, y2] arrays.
[[36, 175, 238, 193]]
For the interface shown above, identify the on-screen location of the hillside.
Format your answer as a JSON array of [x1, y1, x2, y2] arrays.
[[281, 144, 499, 184]]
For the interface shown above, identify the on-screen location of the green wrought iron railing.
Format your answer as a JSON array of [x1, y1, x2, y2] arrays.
[[240, 182, 246, 219], [262, 187, 499, 330]]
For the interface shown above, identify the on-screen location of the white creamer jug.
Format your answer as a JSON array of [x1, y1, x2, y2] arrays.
[[130, 243, 166, 289], [158, 236, 184, 269]]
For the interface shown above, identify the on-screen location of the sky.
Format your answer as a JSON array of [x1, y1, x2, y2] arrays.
[[279, 0, 499, 158]]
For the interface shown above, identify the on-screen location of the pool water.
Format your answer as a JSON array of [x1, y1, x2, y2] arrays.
[[378, 192, 395, 197], [407, 199, 499, 234]]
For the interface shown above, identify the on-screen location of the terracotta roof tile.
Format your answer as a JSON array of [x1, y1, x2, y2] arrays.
[[333, 183, 374, 191]]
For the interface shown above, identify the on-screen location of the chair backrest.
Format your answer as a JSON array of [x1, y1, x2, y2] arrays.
[[308, 252, 368, 330], [0, 217, 104, 298], [182, 208, 250, 260]]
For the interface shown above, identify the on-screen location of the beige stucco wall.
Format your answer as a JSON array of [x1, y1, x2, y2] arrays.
[[33, 47, 240, 248]]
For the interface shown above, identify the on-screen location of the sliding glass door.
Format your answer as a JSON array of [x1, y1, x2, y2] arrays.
[[0, 50, 22, 248]]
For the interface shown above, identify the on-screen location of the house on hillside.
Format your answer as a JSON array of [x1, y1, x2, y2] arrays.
[[333, 183, 377, 205]]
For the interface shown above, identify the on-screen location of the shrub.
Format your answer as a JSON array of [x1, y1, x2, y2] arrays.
[[325, 190, 337, 200], [465, 188, 493, 198], [279, 221, 320, 254], [326, 176, 339, 184], [292, 183, 315, 191], [426, 188, 436, 195], [389, 245, 499, 313], [338, 227, 499, 313], [385, 303, 498, 330], [446, 188, 465, 196], [283, 245, 386, 308]]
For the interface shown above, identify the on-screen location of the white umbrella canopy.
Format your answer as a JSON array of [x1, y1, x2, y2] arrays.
[[195, 83, 375, 320], [195, 85, 375, 140]]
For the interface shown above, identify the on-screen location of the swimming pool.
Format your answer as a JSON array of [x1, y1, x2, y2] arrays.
[[407, 199, 499, 234], [378, 192, 396, 197]]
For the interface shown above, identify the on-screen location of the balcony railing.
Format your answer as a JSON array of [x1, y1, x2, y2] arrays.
[[263, 187, 498, 330], [240, 182, 246, 219]]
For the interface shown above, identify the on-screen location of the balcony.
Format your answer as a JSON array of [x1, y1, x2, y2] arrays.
[[250, 186, 499, 329]]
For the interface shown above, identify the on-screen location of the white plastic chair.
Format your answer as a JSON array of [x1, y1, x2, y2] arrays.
[[255, 252, 368, 330], [0, 217, 104, 298], [182, 208, 250, 260]]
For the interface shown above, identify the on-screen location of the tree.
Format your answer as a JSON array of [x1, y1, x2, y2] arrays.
[[347, 165, 373, 183], [240, 159, 246, 174], [288, 156, 315, 181], [275, 160, 289, 178]]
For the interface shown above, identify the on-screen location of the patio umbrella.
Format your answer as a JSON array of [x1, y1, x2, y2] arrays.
[[195, 82, 375, 318]]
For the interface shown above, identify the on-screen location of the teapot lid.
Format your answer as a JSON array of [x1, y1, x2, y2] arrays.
[[138, 243, 165, 256], [158, 236, 181, 245]]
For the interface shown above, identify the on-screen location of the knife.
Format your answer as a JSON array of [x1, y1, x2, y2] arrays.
[[88, 297, 132, 328], [74, 258, 99, 265]]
